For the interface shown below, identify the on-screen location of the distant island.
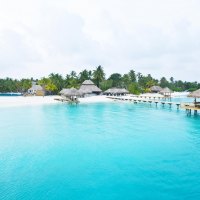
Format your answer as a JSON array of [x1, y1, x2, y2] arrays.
[[0, 65, 199, 95]]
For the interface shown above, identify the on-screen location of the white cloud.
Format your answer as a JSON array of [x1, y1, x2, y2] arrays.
[[0, 0, 200, 81]]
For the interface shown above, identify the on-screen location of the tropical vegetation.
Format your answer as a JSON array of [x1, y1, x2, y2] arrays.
[[0, 65, 200, 94]]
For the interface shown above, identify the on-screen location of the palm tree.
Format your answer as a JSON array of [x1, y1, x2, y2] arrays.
[[70, 71, 77, 79], [79, 69, 90, 83], [49, 73, 64, 92], [93, 65, 105, 87], [129, 70, 136, 82]]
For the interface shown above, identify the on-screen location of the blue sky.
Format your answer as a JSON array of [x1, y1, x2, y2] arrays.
[[0, 0, 200, 81]]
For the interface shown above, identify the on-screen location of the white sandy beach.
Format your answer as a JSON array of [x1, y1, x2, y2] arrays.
[[0, 95, 113, 108], [0, 92, 189, 108], [0, 96, 60, 108]]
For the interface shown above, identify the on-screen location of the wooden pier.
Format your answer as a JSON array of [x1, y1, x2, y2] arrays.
[[107, 96, 181, 109], [54, 97, 79, 104], [107, 96, 200, 116], [181, 105, 200, 115]]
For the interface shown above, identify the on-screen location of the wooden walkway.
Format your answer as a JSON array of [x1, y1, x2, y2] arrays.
[[181, 105, 200, 115], [107, 96, 181, 109], [107, 96, 200, 115]]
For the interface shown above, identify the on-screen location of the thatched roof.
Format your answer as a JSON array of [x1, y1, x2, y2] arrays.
[[59, 88, 69, 95], [188, 89, 200, 98], [150, 86, 162, 92], [60, 88, 83, 97], [121, 88, 129, 93], [82, 80, 94, 85], [28, 85, 43, 91], [104, 87, 129, 94], [79, 80, 102, 94], [160, 87, 173, 94]]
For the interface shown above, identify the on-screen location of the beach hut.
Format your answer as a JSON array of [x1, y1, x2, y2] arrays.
[[59, 88, 70, 95], [150, 86, 162, 93], [61, 88, 83, 101], [160, 87, 173, 97], [104, 88, 129, 96], [28, 84, 45, 96], [79, 80, 102, 96], [188, 89, 200, 107]]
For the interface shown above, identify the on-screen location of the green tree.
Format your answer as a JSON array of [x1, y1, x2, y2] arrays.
[[170, 77, 174, 83], [38, 77, 57, 94], [128, 70, 136, 82], [100, 80, 113, 91], [20, 79, 32, 92], [122, 74, 131, 88], [49, 73, 64, 93], [79, 69, 91, 83], [160, 77, 169, 88], [128, 83, 141, 94], [108, 73, 122, 87], [93, 65, 105, 87]]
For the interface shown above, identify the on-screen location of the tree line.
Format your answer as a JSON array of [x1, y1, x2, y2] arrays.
[[0, 65, 199, 94]]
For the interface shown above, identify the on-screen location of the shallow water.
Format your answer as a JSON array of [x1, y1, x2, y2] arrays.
[[0, 101, 200, 200]]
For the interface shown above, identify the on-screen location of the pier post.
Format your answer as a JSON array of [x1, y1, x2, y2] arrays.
[[168, 103, 172, 108]]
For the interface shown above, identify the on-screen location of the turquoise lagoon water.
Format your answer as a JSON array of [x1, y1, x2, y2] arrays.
[[0, 93, 22, 96], [0, 101, 200, 200]]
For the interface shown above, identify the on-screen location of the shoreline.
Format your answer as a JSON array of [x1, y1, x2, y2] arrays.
[[0, 92, 189, 108], [0, 95, 113, 108], [0, 96, 60, 108]]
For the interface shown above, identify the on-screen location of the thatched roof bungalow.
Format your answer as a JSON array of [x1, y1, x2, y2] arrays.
[[79, 80, 102, 96], [60, 88, 84, 99], [59, 88, 70, 95], [188, 89, 200, 107], [188, 89, 200, 98], [159, 87, 173, 97], [150, 86, 162, 93], [28, 84, 45, 96], [104, 88, 129, 96]]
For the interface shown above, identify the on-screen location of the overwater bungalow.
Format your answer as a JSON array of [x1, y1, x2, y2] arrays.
[[79, 80, 102, 96], [104, 88, 129, 96], [150, 86, 162, 93], [60, 88, 83, 103], [160, 87, 173, 98], [188, 89, 200, 107]]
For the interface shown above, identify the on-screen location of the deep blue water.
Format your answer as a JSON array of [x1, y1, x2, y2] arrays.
[[0, 101, 200, 200]]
